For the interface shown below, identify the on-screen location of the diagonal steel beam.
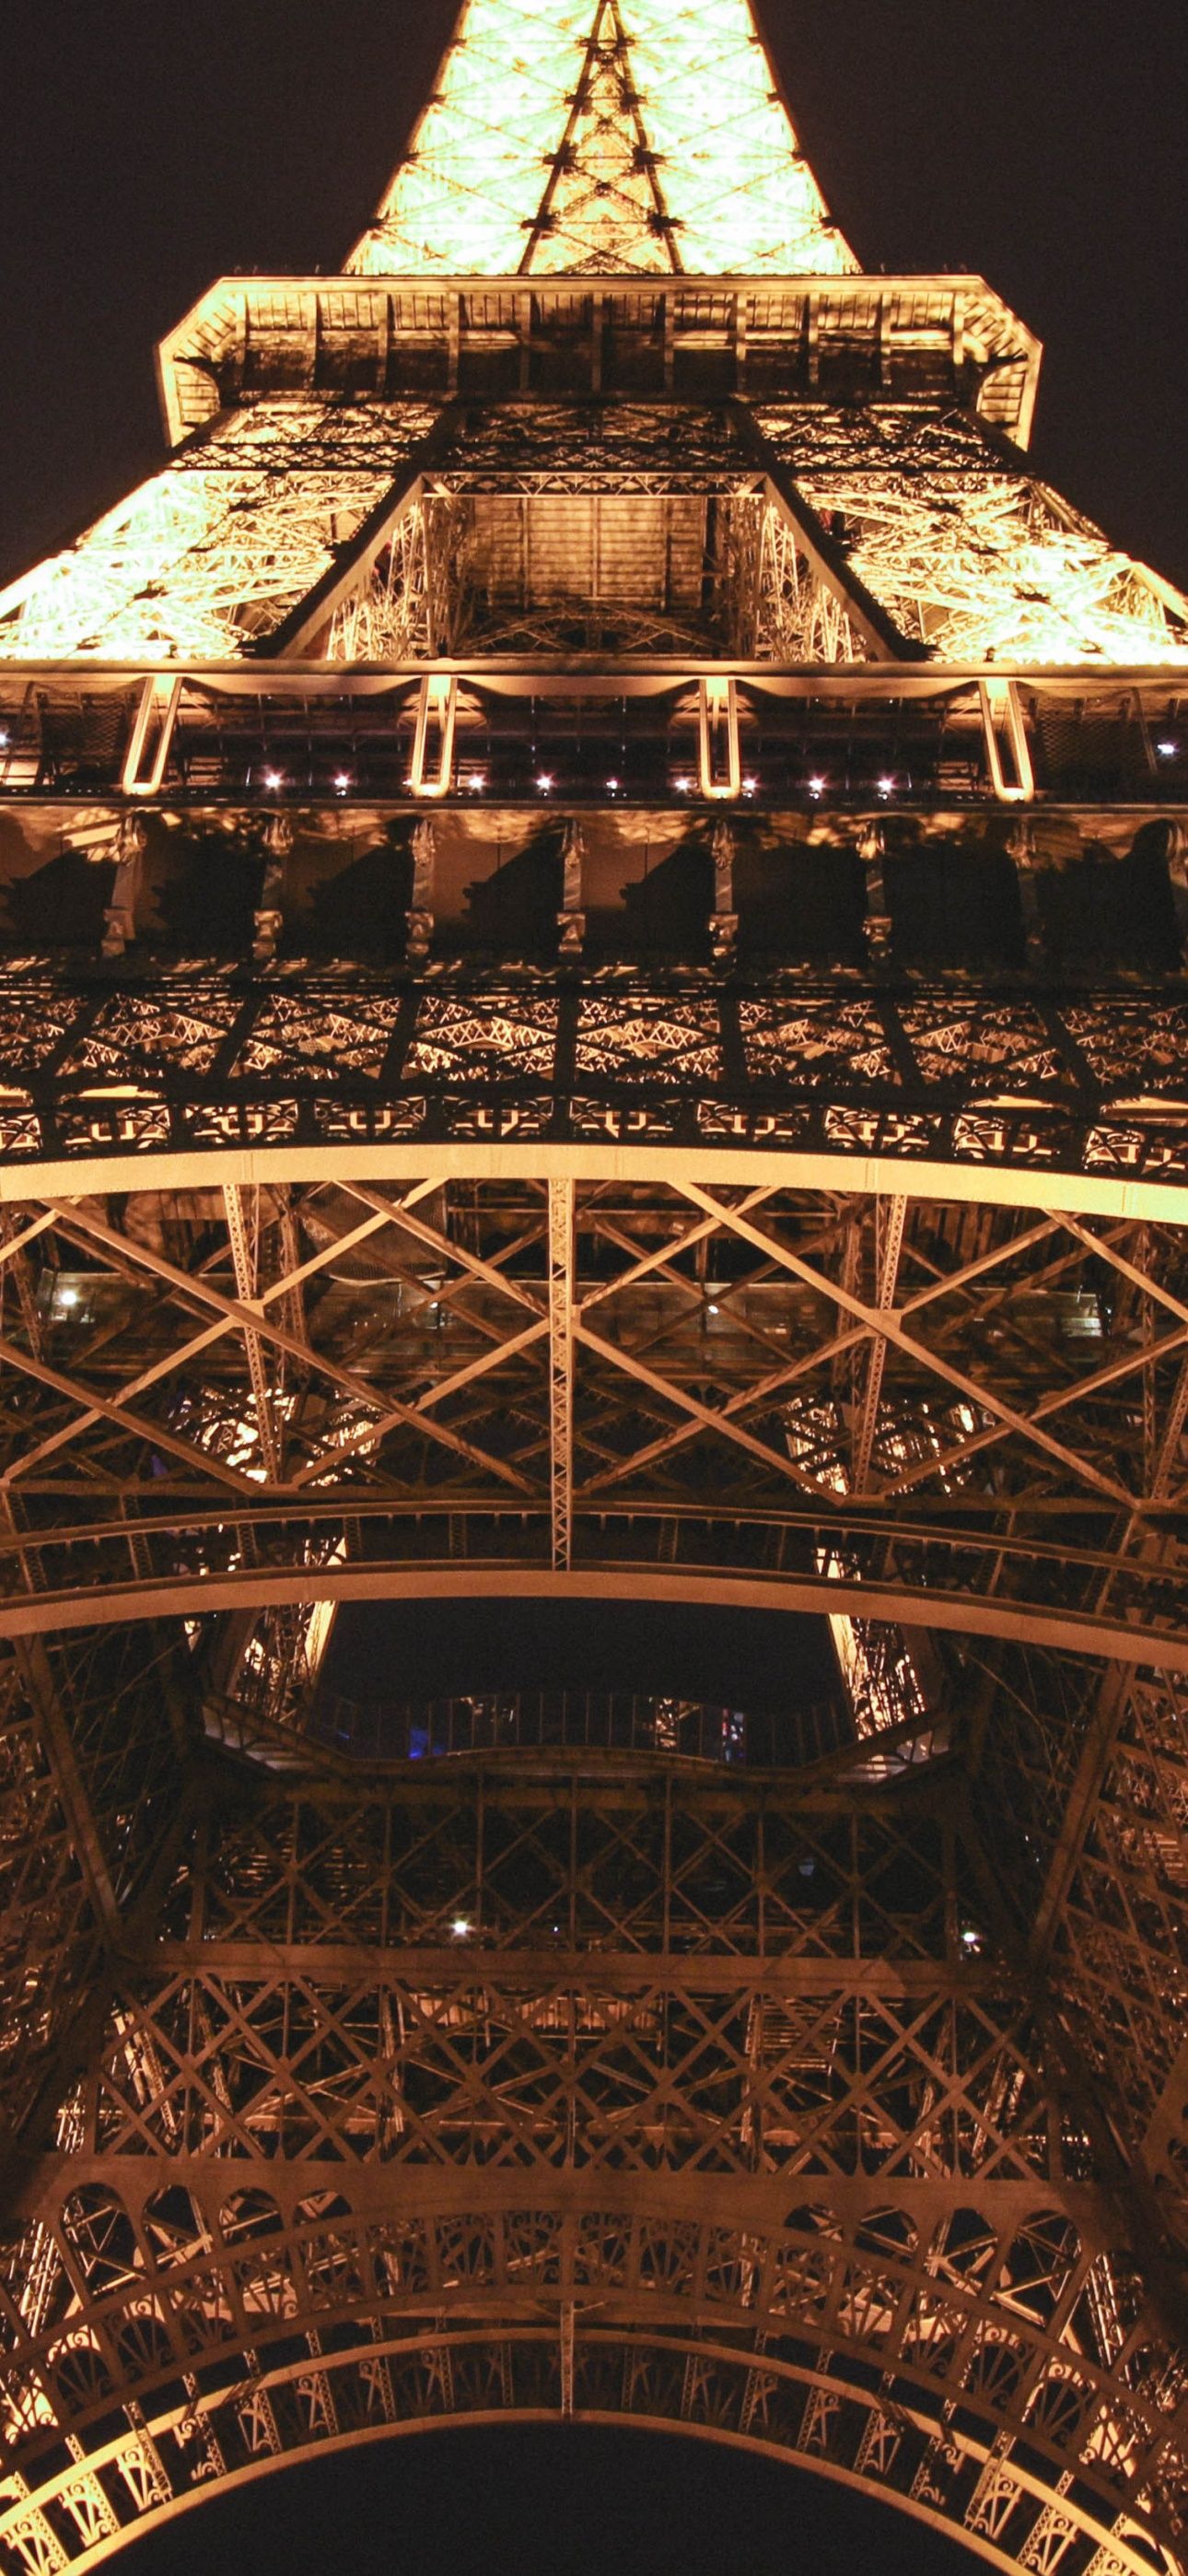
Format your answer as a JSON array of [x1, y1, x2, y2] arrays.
[[575, 1316, 826, 1495], [291, 1319, 547, 1492], [342, 1183, 545, 1316], [13, 1638, 121, 1934], [46, 1193, 531, 1494], [1029, 1662, 1136, 1963], [0, 1329, 256, 1494], [901, 1217, 1064, 1317], [580, 1321, 865, 1497], [730, 399, 920, 661], [675, 1185, 1136, 1509], [854, 1194, 906, 1495], [882, 1318, 1188, 1505], [549, 1181, 575, 1571], [0, 1195, 443, 1488], [262, 409, 460, 660]]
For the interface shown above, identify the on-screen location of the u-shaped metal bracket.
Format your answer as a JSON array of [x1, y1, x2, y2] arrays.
[[411, 673, 458, 799], [698, 676, 741, 802], [980, 679, 1034, 803]]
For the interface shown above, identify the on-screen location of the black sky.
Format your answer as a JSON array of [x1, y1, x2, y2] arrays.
[[0, 1, 1185, 593], [2, 6, 1182, 2566], [122, 2424, 980, 2576]]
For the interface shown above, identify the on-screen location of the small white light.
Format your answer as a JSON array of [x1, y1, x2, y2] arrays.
[[468, 772, 487, 792], [451, 1916, 472, 1939], [263, 768, 285, 790], [707, 1303, 720, 1317], [58, 1286, 80, 1311], [0, 731, 9, 749], [878, 775, 895, 797], [606, 777, 620, 792], [674, 775, 693, 794], [1157, 739, 1179, 758], [809, 775, 826, 798], [333, 771, 352, 792], [536, 772, 554, 793], [742, 776, 758, 795], [961, 1926, 981, 1950]]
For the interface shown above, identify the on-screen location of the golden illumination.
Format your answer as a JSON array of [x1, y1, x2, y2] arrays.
[[349, 0, 856, 278], [754, 409, 1188, 666], [0, 402, 439, 663], [820, 478, 1188, 665]]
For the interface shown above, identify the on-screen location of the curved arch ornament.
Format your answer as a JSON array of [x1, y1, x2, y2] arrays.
[[2, 0, 1188, 2568], [0, 2315, 1181, 2576], [2, 1713, 1188, 2572]]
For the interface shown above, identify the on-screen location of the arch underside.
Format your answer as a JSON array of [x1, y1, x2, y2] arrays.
[[0, 1145, 1184, 2572], [2, 1686, 1188, 2573], [0, 2311, 1173, 2576]]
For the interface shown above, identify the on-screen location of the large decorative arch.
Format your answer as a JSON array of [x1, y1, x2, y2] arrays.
[[0, 2207, 1182, 2575]]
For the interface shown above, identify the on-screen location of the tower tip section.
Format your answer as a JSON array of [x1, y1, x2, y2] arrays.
[[348, 0, 859, 278]]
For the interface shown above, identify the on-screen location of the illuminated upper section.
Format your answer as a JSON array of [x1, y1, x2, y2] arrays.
[[0, 1, 1185, 672], [348, 0, 857, 277]]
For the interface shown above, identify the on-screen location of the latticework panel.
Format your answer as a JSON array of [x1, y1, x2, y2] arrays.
[[0, 1633, 184, 2135], [0, 404, 441, 662], [753, 408, 1188, 666], [0, 1176, 1177, 1666], [0, 1740, 1186, 2570], [348, 0, 856, 279], [1042, 1672, 1188, 2252]]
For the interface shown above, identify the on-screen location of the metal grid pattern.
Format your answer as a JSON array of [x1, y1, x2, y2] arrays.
[[1, 1, 1186, 2563], [0, 1176, 1178, 1670], [0, 406, 441, 664], [752, 409, 1188, 667], [1, 1727, 1187, 2570], [0, 973, 1179, 1183], [347, 0, 856, 279]]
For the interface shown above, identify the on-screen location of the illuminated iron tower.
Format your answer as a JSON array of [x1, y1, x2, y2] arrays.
[[2, 3, 1188, 2566]]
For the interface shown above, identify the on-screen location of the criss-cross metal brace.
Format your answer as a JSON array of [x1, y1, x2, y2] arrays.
[[3, 1731, 1188, 2571], [0, 967, 1182, 1189], [0, 1172, 1180, 1653], [0, 1159, 1184, 2573], [548, 1178, 576, 1570], [2, 0, 1188, 2554]]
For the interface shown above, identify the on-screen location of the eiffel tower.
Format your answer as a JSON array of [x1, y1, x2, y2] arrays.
[[1, 2, 1187, 2566]]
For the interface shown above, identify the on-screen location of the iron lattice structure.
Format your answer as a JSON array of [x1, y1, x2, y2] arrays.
[[1, 3, 1188, 2569]]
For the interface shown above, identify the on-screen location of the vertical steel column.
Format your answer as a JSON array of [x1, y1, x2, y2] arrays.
[[224, 1186, 282, 1487], [853, 1193, 907, 1496], [548, 1179, 576, 1572]]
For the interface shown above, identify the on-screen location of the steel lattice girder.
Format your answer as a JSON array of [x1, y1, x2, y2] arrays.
[[2, 1715, 1188, 2572], [0, 979, 1182, 1185], [4, 392, 1186, 667], [346, 0, 856, 280], [0, 1169, 1178, 1659]]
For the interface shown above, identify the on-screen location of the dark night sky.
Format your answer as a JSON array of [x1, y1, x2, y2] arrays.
[[122, 2425, 980, 2576], [2, 6, 1181, 2566], [0, 1, 1186, 592]]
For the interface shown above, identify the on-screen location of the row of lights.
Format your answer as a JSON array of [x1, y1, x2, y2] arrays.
[[254, 765, 895, 800], [249, 745, 1188, 801], [5, 732, 1182, 779]]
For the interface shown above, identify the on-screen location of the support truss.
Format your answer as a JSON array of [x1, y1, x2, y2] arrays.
[[0, 1172, 1175, 1667], [1, 0, 1186, 2563], [348, 0, 856, 280]]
